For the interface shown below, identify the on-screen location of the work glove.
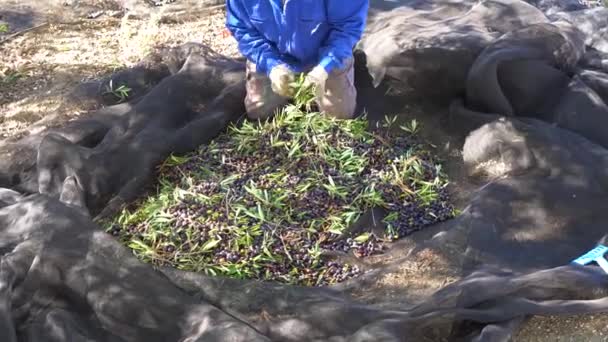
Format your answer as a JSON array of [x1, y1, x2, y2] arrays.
[[303, 65, 329, 98], [269, 64, 296, 98]]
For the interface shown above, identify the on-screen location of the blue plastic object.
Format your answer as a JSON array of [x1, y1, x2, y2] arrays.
[[572, 245, 608, 274]]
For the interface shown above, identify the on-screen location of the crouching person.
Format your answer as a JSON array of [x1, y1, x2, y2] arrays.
[[225, 0, 369, 119]]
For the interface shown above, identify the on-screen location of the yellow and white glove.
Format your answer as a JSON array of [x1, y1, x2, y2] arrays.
[[303, 65, 329, 98], [269, 64, 296, 98]]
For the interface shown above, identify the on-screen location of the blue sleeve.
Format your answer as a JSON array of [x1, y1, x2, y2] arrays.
[[318, 0, 369, 73], [225, 0, 282, 75]]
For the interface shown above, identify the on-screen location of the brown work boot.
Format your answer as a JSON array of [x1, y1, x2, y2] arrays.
[[244, 61, 290, 120]]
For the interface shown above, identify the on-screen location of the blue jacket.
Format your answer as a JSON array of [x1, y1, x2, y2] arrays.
[[225, 0, 369, 76]]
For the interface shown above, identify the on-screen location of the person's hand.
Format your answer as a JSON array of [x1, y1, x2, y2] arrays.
[[303, 65, 329, 98], [269, 64, 296, 97]]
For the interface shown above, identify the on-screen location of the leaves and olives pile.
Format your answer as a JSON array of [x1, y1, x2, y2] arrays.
[[107, 77, 456, 286]]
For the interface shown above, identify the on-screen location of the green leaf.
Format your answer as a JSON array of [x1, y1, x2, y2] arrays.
[[328, 228, 344, 235], [257, 203, 266, 221], [165, 154, 190, 166], [128, 240, 155, 255], [288, 139, 302, 158], [327, 175, 336, 187], [220, 174, 240, 187], [202, 239, 221, 251], [354, 232, 370, 243], [383, 211, 399, 223]]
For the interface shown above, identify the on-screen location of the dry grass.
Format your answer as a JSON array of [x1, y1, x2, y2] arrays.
[[352, 247, 459, 307], [0, 8, 238, 140]]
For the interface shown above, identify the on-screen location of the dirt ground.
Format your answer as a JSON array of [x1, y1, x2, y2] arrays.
[[1, 6, 607, 341], [0, 7, 238, 140]]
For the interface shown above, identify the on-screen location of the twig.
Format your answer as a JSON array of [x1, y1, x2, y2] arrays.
[[0, 22, 49, 46], [158, 4, 226, 23]]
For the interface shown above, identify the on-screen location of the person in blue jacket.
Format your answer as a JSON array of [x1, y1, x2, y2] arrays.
[[225, 0, 369, 119]]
